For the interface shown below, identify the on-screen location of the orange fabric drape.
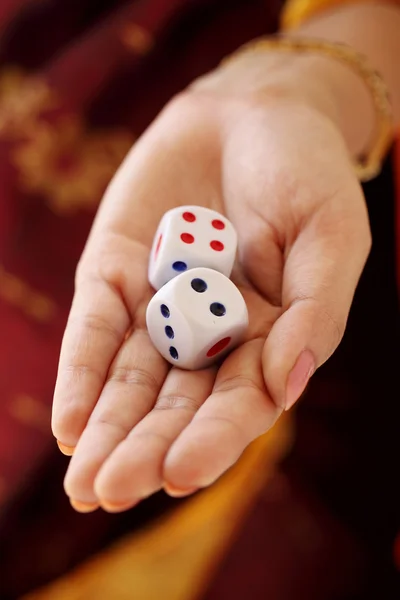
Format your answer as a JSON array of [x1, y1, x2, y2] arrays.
[[281, 0, 400, 29]]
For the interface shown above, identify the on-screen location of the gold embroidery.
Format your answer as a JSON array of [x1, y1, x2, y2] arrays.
[[13, 117, 133, 214], [0, 68, 57, 137], [9, 394, 50, 433], [0, 69, 134, 214], [120, 23, 154, 54], [0, 265, 56, 322], [25, 295, 57, 322]]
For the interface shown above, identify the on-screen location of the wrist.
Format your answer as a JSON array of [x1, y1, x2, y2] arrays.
[[285, 52, 376, 159], [196, 48, 376, 162]]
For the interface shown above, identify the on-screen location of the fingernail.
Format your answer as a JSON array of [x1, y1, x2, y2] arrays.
[[100, 500, 140, 513], [70, 499, 99, 513], [164, 483, 198, 498], [57, 441, 75, 456], [285, 349, 315, 411]]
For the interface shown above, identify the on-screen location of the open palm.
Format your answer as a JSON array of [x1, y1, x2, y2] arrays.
[[52, 91, 370, 512]]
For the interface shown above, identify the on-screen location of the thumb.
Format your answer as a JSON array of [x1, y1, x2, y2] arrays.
[[262, 192, 371, 410]]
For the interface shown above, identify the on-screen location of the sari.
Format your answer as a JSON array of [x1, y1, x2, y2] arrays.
[[0, 1, 398, 598]]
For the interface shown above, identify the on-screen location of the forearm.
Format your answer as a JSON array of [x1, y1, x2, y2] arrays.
[[287, 2, 400, 157]]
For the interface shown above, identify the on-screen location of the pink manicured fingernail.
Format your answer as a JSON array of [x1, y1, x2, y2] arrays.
[[285, 349, 315, 410], [164, 483, 198, 498]]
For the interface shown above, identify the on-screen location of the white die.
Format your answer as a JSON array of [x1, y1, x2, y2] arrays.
[[148, 205, 237, 290], [146, 267, 248, 370]]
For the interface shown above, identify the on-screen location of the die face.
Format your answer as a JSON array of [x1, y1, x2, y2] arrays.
[[146, 292, 196, 369], [190, 319, 246, 370], [146, 267, 248, 370], [148, 206, 237, 290], [169, 268, 248, 331]]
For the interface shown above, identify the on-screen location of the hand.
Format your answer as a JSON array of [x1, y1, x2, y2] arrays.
[[52, 52, 371, 512]]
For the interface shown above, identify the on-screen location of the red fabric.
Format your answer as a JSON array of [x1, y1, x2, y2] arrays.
[[0, 1, 398, 598]]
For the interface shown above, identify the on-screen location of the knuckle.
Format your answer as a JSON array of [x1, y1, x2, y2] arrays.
[[63, 361, 104, 387], [108, 366, 160, 396], [295, 295, 346, 355], [213, 374, 264, 396], [198, 414, 248, 444], [132, 429, 171, 446], [70, 312, 122, 344], [89, 414, 130, 438], [308, 297, 346, 353], [154, 394, 202, 413], [320, 306, 345, 351]]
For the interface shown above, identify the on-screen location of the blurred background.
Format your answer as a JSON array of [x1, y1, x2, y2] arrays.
[[0, 1, 399, 599]]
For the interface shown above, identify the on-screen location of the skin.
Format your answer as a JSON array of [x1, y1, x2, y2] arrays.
[[51, 2, 400, 512]]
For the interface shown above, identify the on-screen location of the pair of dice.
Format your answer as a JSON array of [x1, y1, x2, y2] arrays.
[[146, 206, 249, 370]]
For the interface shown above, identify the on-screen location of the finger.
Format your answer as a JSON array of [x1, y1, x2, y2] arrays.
[[63, 328, 168, 507], [163, 339, 282, 493], [94, 367, 216, 510], [52, 239, 149, 447], [52, 278, 129, 448], [263, 185, 371, 410]]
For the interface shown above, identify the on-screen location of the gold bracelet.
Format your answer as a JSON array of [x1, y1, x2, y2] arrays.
[[222, 36, 394, 182]]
